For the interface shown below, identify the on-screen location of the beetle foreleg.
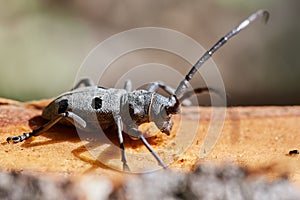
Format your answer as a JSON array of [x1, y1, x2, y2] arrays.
[[114, 115, 130, 172], [129, 127, 167, 169], [7, 112, 86, 144]]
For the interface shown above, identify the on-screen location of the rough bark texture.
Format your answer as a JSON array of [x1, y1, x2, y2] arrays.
[[0, 98, 299, 199]]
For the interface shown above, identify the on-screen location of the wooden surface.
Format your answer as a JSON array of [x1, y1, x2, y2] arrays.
[[0, 98, 299, 186]]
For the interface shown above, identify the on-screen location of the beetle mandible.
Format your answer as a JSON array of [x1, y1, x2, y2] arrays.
[[7, 10, 269, 171]]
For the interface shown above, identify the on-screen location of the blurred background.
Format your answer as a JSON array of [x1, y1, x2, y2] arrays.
[[0, 0, 299, 105]]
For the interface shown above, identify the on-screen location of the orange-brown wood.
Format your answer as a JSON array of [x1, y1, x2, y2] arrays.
[[0, 98, 299, 186]]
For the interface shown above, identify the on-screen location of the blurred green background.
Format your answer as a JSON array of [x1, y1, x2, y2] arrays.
[[0, 0, 299, 105]]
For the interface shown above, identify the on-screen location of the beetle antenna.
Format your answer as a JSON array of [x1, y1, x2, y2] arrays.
[[174, 9, 269, 97]]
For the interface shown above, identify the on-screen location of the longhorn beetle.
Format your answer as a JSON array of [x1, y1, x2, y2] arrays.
[[7, 10, 269, 171]]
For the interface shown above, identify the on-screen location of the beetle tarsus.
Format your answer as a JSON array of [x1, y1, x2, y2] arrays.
[[123, 163, 131, 172], [7, 132, 31, 144]]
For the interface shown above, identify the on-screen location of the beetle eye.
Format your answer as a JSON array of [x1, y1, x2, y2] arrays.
[[91, 97, 102, 110], [58, 99, 69, 114]]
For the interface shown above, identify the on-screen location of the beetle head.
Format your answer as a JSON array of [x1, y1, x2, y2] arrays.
[[150, 94, 180, 135]]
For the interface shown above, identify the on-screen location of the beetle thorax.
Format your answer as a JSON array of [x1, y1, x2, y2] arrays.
[[120, 90, 175, 135]]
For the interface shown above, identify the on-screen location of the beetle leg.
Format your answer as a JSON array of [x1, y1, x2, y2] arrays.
[[114, 115, 130, 172], [71, 78, 95, 90], [147, 81, 175, 95], [7, 112, 86, 144], [147, 81, 192, 106], [128, 127, 167, 169], [63, 111, 87, 129], [123, 79, 132, 92], [179, 87, 226, 104]]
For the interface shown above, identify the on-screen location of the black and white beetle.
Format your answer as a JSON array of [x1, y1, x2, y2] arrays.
[[7, 10, 269, 171]]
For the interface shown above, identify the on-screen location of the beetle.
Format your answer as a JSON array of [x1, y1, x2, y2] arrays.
[[7, 10, 269, 171]]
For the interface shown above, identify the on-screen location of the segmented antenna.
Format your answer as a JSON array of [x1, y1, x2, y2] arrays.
[[174, 9, 269, 97]]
